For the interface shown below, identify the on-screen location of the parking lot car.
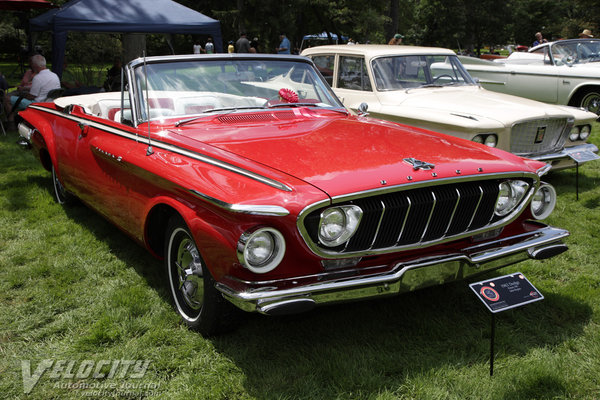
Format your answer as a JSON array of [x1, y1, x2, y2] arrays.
[[459, 39, 600, 116], [19, 54, 569, 335], [302, 44, 598, 171]]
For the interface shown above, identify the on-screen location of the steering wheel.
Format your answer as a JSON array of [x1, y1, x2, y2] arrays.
[[432, 74, 456, 83]]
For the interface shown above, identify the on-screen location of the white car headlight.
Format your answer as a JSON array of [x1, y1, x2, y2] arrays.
[[472, 135, 484, 144], [569, 126, 580, 142], [484, 134, 498, 147], [579, 125, 591, 141], [472, 134, 497, 147], [530, 183, 557, 220], [237, 228, 285, 273], [495, 180, 529, 217], [318, 205, 363, 247]]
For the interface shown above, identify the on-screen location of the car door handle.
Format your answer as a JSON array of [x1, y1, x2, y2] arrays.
[[78, 123, 89, 139]]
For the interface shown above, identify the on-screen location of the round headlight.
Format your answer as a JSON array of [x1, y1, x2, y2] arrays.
[[472, 135, 484, 144], [318, 205, 363, 247], [495, 182, 514, 216], [569, 126, 580, 142], [495, 180, 529, 217], [579, 125, 591, 141], [320, 208, 346, 243], [238, 228, 285, 273], [530, 183, 557, 220], [484, 134, 498, 147]]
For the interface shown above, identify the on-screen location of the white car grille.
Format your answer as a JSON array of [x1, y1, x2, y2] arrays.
[[510, 118, 571, 156]]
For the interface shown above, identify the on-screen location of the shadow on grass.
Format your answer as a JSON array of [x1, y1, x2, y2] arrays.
[[208, 278, 590, 399]]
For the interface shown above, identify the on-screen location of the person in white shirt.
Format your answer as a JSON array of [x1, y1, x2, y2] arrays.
[[4, 54, 60, 123]]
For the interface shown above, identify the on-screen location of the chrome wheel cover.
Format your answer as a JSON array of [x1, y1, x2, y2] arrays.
[[168, 227, 204, 321], [52, 166, 68, 204], [581, 91, 600, 115]]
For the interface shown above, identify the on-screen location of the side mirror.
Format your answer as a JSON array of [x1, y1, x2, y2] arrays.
[[358, 102, 369, 116]]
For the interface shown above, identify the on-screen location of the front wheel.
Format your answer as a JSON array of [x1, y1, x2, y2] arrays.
[[164, 216, 240, 336], [575, 88, 600, 116]]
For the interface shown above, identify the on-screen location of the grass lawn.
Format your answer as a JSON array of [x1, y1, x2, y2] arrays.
[[1, 122, 599, 399]]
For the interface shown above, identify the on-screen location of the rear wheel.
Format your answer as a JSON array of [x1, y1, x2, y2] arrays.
[[164, 216, 240, 336], [51, 164, 74, 205]]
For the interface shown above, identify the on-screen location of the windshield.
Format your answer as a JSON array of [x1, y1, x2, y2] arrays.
[[132, 58, 343, 123], [550, 40, 600, 65], [371, 55, 475, 91]]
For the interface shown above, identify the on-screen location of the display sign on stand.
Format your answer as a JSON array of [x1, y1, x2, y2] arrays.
[[469, 272, 544, 376]]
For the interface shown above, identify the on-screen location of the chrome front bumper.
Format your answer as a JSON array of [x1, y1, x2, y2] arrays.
[[216, 224, 569, 315], [528, 143, 599, 170]]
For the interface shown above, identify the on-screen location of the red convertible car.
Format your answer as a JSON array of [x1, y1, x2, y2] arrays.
[[18, 54, 569, 335]]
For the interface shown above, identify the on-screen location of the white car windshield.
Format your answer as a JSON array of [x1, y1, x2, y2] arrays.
[[550, 40, 600, 65], [132, 58, 343, 122], [371, 55, 475, 91]]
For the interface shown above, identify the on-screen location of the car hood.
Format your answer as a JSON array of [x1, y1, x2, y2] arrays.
[[169, 110, 538, 198], [374, 85, 571, 126]]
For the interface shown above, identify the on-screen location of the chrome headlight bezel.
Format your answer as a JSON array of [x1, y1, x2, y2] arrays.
[[318, 205, 363, 247], [530, 183, 557, 220], [237, 227, 286, 274], [494, 179, 529, 217]]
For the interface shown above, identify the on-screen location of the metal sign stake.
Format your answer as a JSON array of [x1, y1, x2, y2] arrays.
[[490, 313, 496, 376], [576, 162, 579, 201]]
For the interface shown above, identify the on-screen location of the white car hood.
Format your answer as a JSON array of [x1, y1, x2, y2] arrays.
[[373, 85, 572, 127]]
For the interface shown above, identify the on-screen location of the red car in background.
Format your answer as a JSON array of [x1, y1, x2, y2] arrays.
[[18, 54, 568, 335]]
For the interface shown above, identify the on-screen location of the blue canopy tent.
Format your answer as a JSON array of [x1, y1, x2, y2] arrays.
[[30, 0, 223, 78]]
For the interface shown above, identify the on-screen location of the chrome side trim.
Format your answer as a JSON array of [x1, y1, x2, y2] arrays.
[[536, 163, 553, 177], [27, 105, 292, 192], [189, 190, 289, 216], [217, 224, 569, 313]]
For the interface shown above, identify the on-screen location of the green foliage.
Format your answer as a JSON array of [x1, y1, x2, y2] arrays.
[[0, 123, 600, 398]]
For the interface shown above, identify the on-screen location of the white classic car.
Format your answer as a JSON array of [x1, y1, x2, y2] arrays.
[[459, 39, 600, 116], [301, 44, 598, 170]]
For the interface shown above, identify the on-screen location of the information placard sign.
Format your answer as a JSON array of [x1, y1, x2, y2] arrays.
[[469, 272, 543, 313], [566, 149, 600, 164]]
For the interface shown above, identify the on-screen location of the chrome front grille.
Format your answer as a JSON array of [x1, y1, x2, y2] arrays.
[[301, 177, 536, 256], [510, 118, 570, 156]]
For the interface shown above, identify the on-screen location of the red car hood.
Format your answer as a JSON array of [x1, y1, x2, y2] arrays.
[[169, 110, 538, 197]]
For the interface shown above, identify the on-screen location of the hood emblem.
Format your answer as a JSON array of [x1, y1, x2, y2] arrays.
[[404, 157, 435, 171]]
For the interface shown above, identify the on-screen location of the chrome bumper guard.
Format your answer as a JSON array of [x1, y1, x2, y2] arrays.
[[216, 224, 569, 316]]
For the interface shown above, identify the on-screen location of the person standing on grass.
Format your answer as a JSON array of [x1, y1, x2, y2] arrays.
[[276, 33, 291, 54], [236, 33, 251, 53]]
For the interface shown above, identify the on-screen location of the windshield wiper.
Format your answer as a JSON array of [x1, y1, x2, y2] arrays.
[[175, 106, 266, 127]]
